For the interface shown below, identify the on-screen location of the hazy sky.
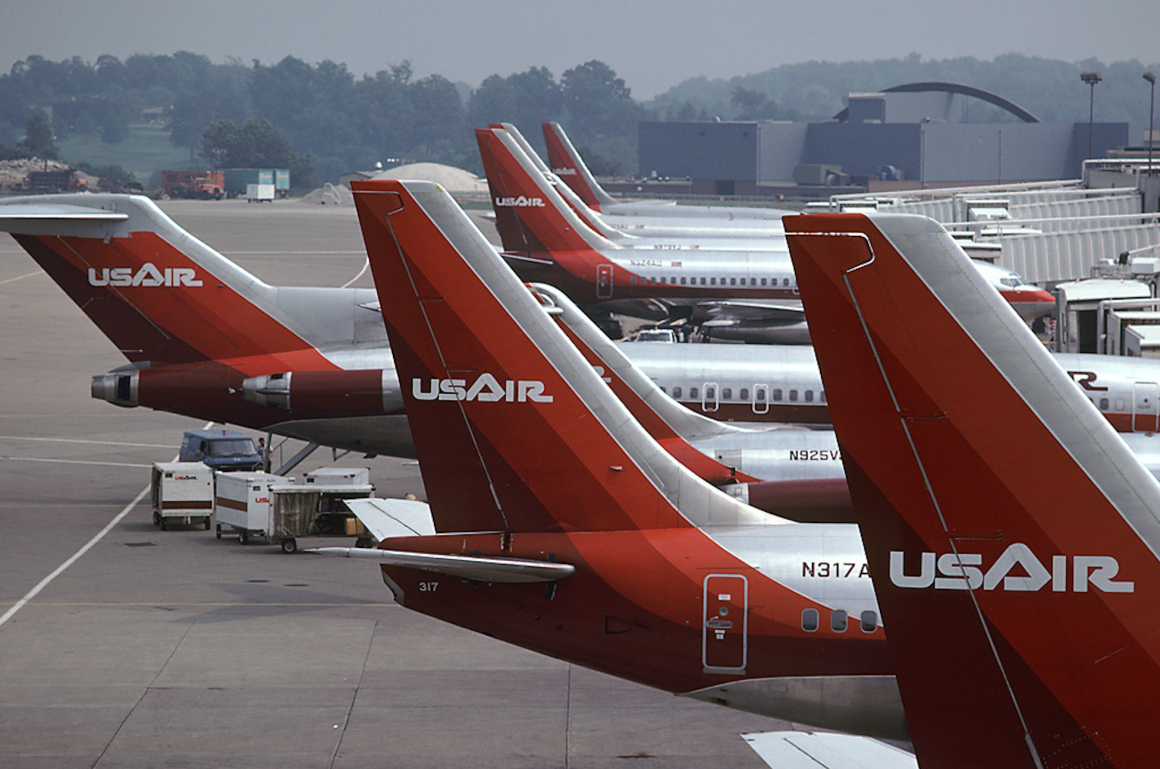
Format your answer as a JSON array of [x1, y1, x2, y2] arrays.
[[4, 0, 1158, 98]]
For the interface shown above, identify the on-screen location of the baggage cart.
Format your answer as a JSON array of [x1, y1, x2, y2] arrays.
[[151, 462, 214, 530]]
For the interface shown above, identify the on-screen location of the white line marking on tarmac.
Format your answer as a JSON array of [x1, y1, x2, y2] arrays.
[[0, 422, 212, 629], [0, 436, 173, 448], [0, 484, 149, 629], [0, 457, 152, 469]]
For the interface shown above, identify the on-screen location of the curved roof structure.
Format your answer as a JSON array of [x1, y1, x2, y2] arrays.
[[832, 81, 1041, 123]]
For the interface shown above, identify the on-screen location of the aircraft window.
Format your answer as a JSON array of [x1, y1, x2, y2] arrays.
[[672, 386, 682, 398], [820, 391, 826, 403], [680, 277, 687, 285], [761, 278, 767, 286], [722, 387, 733, 400], [831, 610, 848, 633], [1115, 398, 1126, 411], [740, 388, 749, 400], [689, 387, 699, 399], [671, 277, 677, 284], [861, 611, 878, 633], [710, 277, 717, 285], [1100, 397, 1109, 410], [700, 278, 707, 286], [755, 389, 766, 402], [783, 278, 790, 287], [805, 391, 814, 403], [740, 278, 748, 286], [659, 277, 666, 284], [789, 390, 799, 402], [773, 389, 783, 401], [706, 386, 716, 400], [801, 609, 819, 632], [629, 276, 637, 284], [730, 278, 737, 286]]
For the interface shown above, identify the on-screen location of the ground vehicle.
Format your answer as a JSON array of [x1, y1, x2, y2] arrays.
[[160, 170, 224, 199], [224, 168, 290, 198], [178, 429, 263, 472]]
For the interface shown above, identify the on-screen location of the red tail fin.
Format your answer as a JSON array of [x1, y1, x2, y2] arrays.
[[786, 213, 1160, 768], [352, 179, 770, 535], [476, 128, 611, 254], [542, 121, 617, 210], [1, 194, 334, 373]]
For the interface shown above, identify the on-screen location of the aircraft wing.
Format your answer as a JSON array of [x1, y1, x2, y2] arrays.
[[344, 498, 435, 540], [305, 546, 576, 583], [697, 300, 805, 324], [0, 201, 128, 236], [742, 732, 916, 769]]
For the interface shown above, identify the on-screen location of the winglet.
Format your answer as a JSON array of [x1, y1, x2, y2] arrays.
[[786, 212, 1160, 767]]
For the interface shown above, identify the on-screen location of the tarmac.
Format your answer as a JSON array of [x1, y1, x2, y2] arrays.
[[0, 197, 784, 768]]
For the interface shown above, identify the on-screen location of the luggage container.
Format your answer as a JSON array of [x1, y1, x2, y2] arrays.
[[151, 462, 214, 530], [214, 469, 374, 553], [213, 471, 289, 544]]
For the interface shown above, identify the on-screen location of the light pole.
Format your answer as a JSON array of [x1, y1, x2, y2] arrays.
[[1145, 72, 1156, 174], [1081, 71, 1102, 161]]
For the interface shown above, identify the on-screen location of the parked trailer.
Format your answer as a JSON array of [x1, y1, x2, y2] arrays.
[[214, 469, 374, 553], [225, 168, 290, 198], [213, 471, 289, 544], [151, 462, 214, 530]]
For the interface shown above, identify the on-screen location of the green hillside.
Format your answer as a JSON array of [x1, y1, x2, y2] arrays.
[[56, 123, 195, 186]]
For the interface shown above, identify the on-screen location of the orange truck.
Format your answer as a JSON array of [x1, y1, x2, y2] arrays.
[[161, 170, 225, 199]]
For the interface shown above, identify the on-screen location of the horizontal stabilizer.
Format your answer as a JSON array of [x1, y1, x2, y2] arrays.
[[499, 252, 555, 267], [344, 498, 435, 540], [0, 202, 128, 236], [305, 546, 576, 583], [698, 301, 805, 323], [742, 731, 916, 769]]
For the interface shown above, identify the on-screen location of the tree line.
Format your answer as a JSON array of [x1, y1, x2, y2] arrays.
[[1, 52, 1155, 186]]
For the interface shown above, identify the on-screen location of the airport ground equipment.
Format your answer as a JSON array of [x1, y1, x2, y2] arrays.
[[179, 429, 263, 472], [150, 462, 214, 530], [214, 468, 374, 553]]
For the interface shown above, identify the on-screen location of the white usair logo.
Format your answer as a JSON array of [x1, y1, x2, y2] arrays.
[[88, 264, 202, 287], [890, 543, 1134, 593], [412, 373, 552, 403], [493, 196, 545, 207]]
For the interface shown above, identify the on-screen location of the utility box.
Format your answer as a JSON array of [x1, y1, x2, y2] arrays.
[[151, 462, 214, 530]]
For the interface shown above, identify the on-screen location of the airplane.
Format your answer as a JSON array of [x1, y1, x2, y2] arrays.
[[536, 278, 1160, 526], [785, 211, 1160, 767], [0, 193, 413, 459], [5, 191, 1159, 475], [529, 281, 855, 522], [619, 339, 1160, 434], [478, 124, 813, 342], [541, 121, 789, 222], [328, 177, 906, 743], [479, 125, 1055, 339], [498, 122, 791, 241]]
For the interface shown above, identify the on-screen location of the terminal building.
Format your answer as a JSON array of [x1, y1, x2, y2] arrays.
[[637, 82, 1130, 196]]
